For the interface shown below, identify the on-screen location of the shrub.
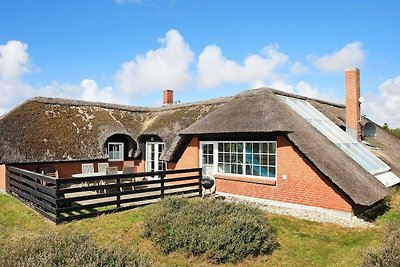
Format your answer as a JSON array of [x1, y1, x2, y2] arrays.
[[0, 231, 151, 267], [362, 224, 400, 267], [142, 197, 278, 263]]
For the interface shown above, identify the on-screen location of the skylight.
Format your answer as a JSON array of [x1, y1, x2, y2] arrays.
[[279, 96, 391, 176]]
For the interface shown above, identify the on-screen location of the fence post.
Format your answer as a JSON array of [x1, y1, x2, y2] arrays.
[[116, 178, 121, 208], [198, 168, 202, 197], [160, 174, 165, 199], [55, 180, 60, 223]]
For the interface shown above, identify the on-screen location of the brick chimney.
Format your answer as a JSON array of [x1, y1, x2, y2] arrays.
[[345, 68, 361, 140], [163, 89, 173, 105]]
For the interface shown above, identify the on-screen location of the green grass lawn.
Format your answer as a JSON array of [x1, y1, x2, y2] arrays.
[[1, 190, 399, 267]]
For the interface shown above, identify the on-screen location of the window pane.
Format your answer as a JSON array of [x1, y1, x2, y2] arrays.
[[253, 143, 260, 153], [224, 153, 231, 163], [253, 154, 260, 165], [218, 163, 223, 172], [261, 155, 268, 165], [260, 166, 268, 177], [238, 164, 243, 174], [238, 153, 243, 163], [231, 164, 236, 174], [218, 143, 223, 152], [246, 143, 252, 152], [232, 153, 237, 163], [237, 143, 243, 153], [218, 152, 223, 162], [224, 164, 230, 173], [269, 167, 276, 177], [224, 143, 230, 153], [269, 155, 276, 166], [231, 143, 237, 152], [262, 143, 268, 153], [245, 153, 252, 164], [246, 165, 252, 175], [253, 165, 261, 176], [269, 143, 276, 153]]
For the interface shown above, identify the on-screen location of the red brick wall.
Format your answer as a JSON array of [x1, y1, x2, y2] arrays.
[[216, 135, 353, 212], [168, 137, 199, 170], [136, 160, 145, 173], [163, 90, 174, 105], [345, 68, 361, 140], [167, 137, 200, 179], [0, 164, 6, 191]]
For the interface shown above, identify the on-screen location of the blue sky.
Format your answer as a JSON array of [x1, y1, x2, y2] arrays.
[[0, 0, 399, 126]]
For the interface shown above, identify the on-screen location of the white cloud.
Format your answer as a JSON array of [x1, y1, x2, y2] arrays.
[[295, 81, 320, 98], [363, 75, 400, 127], [197, 43, 288, 88], [307, 42, 366, 73], [291, 62, 309, 74], [81, 79, 126, 104], [0, 40, 125, 115], [267, 79, 339, 103], [0, 40, 31, 81], [0, 40, 34, 109], [116, 29, 194, 96], [268, 80, 294, 93], [249, 79, 267, 88]]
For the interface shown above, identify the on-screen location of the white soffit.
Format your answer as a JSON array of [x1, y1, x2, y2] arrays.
[[279, 95, 400, 187]]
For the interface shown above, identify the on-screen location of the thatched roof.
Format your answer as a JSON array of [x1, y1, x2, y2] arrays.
[[0, 87, 397, 206], [0, 97, 225, 164], [182, 89, 389, 206]]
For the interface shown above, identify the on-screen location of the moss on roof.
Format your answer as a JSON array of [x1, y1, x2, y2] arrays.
[[0, 96, 224, 164]]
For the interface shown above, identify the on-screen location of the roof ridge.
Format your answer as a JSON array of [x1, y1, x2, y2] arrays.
[[23, 86, 345, 112], [266, 88, 345, 108], [28, 95, 233, 112]]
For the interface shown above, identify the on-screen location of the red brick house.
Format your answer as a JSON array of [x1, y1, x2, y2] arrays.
[[0, 69, 399, 218]]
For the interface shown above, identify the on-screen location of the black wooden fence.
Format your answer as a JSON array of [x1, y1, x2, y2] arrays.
[[6, 166, 202, 223]]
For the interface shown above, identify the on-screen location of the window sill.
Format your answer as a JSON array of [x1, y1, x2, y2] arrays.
[[215, 173, 277, 186]]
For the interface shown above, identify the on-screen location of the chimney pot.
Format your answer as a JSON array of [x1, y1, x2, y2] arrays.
[[163, 89, 173, 105], [345, 68, 361, 140]]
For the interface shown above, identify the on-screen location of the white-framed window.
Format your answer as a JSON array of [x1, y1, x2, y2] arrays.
[[108, 142, 124, 161], [200, 141, 277, 179], [146, 142, 166, 172]]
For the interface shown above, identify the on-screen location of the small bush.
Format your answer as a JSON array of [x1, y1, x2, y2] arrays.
[[0, 231, 151, 267], [142, 197, 278, 263], [362, 224, 400, 267]]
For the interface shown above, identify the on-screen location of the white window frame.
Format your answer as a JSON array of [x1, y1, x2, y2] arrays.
[[108, 142, 124, 162], [199, 141, 277, 180], [145, 142, 166, 172]]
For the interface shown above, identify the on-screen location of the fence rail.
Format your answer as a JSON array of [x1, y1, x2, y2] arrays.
[[6, 166, 202, 223]]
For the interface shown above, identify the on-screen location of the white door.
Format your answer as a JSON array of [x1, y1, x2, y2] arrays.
[[200, 142, 216, 180], [146, 142, 166, 179]]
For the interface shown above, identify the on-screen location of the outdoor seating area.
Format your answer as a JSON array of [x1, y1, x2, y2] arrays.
[[5, 165, 202, 223]]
